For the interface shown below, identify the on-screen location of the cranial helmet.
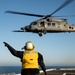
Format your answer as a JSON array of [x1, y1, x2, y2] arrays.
[[25, 41, 34, 50]]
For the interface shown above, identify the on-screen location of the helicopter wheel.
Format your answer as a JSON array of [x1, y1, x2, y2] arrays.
[[43, 30, 47, 34], [38, 33, 42, 37]]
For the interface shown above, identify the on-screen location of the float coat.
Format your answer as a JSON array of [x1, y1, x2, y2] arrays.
[[22, 50, 39, 69]]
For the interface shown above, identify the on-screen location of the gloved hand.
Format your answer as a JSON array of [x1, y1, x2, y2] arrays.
[[3, 42, 9, 47]]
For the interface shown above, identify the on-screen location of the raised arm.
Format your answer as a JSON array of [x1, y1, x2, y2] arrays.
[[3, 42, 23, 58]]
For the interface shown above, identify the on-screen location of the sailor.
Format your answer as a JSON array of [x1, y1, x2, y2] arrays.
[[3, 41, 47, 75]]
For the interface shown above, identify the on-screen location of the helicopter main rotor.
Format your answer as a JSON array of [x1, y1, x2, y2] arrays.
[[5, 0, 74, 18]]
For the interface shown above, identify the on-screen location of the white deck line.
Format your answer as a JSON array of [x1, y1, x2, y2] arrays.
[[62, 73, 66, 75], [40, 68, 56, 73]]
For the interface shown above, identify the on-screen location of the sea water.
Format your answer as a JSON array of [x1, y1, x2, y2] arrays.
[[0, 66, 21, 74], [0, 66, 75, 74]]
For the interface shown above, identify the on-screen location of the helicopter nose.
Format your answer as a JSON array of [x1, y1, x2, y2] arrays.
[[25, 25, 32, 30], [25, 26, 29, 30], [21, 26, 30, 31]]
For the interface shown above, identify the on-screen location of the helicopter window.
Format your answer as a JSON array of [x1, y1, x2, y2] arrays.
[[48, 23, 51, 26], [32, 22, 37, 25], [69, 27, 71, 29], [52, 23, 55, 26], [40, 21, 44, 26], [64, 24, 67, 27]]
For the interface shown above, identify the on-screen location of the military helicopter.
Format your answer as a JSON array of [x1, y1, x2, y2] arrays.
[[5, 0, 75, 37]]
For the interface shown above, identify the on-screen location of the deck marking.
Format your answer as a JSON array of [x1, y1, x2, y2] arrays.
[[63, 73, 66, 75]]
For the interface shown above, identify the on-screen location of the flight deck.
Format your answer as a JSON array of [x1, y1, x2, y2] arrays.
[[0, 68, 75, 75], [39, 68, 75, 75]]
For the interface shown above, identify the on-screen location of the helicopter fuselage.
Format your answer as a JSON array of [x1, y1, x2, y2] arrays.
[[6, 0, 75, 37], [20, 17, 75, 36]]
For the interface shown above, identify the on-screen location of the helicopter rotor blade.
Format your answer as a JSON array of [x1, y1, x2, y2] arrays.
[[5, 11, 45, 17], [50, 0, 74, 16], [5, 0, 74, 18], [53, 15, 75, 17]]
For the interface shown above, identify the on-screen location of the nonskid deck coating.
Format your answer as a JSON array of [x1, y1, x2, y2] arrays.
[[0, 68, 75, 75], [40, 68, 75, 75]]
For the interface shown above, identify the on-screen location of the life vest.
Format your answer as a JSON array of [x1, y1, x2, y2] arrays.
[[22, 50, 39, 69]]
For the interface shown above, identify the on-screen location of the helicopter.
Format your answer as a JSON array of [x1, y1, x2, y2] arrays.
[[5, 0, 75, 37]]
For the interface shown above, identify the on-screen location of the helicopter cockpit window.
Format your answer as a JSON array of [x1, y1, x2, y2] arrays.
[[31, 22, 37, 25], [52, 23, 55, 26]]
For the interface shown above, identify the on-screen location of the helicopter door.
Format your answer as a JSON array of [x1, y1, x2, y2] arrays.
[[40, 21, 45, 27], [39, 21, 47, 29], [57, 22, 62, 30]]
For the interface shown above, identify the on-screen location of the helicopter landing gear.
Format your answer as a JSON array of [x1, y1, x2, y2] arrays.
[[38, 33, 42, 37], [43, 30, 47, 34]]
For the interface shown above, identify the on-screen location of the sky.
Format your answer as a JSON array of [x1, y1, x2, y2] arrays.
[[0, 0, 75, 66]]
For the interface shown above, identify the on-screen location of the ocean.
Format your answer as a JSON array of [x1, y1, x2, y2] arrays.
[[0, 66, 21, 74], [0, 66, 75, 74]]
